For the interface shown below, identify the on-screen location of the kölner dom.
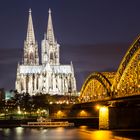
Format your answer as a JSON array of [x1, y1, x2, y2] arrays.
[[15, 9, 77, 96]]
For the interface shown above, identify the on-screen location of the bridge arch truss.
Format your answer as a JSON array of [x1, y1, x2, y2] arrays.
[[112, 35, 140, 97], [80, 72, 112, 102]]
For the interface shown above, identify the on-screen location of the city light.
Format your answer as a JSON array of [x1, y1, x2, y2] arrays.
[[0, 2, 140, 138], [17, 106, 21, 114], [79, 110, 88, 117], [49, 101, 53, 104], [17, 110, 21, 114], [57, 110, 63, 118], [95, 104, 100, 110]]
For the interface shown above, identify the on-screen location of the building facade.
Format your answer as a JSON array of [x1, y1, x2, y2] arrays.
[[15, 9, 77, 96]]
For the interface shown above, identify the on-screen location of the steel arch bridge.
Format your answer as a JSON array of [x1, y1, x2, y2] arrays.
[[80, 72, 113, 102], [112, 35, 140, 97], [80, 35, 140, 102]]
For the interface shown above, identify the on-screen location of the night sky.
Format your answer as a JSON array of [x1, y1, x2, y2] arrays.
[[0, 0, 140, 91]]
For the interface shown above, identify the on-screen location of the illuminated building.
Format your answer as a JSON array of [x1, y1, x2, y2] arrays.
[[15, 9, 77, 96]]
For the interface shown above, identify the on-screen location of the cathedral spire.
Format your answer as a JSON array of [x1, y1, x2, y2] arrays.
[[23, 9, 39, 65], [26, 8, 35, 44], [47, 8, 55, 44]]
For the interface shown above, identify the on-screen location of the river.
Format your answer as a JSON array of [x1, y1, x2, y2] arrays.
[[0, 126, 140, 140]]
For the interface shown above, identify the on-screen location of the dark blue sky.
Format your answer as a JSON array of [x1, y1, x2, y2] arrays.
[[0, 0, 140, 91]]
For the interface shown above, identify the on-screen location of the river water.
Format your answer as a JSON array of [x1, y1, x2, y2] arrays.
[[0, 126, 140, 140]]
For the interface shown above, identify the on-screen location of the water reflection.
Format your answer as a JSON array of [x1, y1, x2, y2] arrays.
[[92, 130, 113, 140], [79, 125, 88, 129], [41, 129, 48, 134], [0, 127, 139, 140], [55, 127, 65, 132], [15, 127, 23, 135], [79, 126, 134, 140], [3, 128, 10, 136]]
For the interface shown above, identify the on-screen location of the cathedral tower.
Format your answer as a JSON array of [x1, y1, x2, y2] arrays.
[[15, 9, 77, 96], [23, 9, 39, 65], [41, 9, 60, 65]]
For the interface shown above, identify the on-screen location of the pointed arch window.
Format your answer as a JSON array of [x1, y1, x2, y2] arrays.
[[50, 52, 53, 60], [30, 52, 34, 63]]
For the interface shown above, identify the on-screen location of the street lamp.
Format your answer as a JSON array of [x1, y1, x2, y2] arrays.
[[17, 106, 21, 114]]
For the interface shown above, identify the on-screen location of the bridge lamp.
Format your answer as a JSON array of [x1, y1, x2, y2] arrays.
[[57, 110, 64, 118], [95, 104, 101, 110], [79, 110, 88, 117]]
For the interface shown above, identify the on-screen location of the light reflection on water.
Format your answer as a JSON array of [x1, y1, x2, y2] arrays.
[[0, 127, 138, 140], [16, 127, 23, 135]]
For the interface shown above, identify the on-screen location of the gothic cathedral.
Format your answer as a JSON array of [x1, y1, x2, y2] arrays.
[[15, 9, 77, 96]]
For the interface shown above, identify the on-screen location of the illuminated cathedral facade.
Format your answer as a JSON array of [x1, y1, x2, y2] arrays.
[[15, 9, 77, 96]]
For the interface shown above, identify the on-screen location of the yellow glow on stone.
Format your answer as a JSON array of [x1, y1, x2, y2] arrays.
[[99, 106, 109, 129]]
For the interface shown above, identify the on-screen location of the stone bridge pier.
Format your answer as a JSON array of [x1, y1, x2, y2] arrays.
[[99, 105, 140, 129]]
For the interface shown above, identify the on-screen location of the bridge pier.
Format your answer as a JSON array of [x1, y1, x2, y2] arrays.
[[99, 106, 109, 129], [99, 106, 140, 129]]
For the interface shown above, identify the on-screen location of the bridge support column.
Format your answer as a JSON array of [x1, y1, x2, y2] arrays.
[[99, 106, 109, 129], [99, 106, 140, 129]]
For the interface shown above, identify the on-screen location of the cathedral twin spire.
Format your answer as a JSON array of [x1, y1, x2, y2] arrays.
[[24, 8, 56, 66], [26, 8, 55, 44]]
